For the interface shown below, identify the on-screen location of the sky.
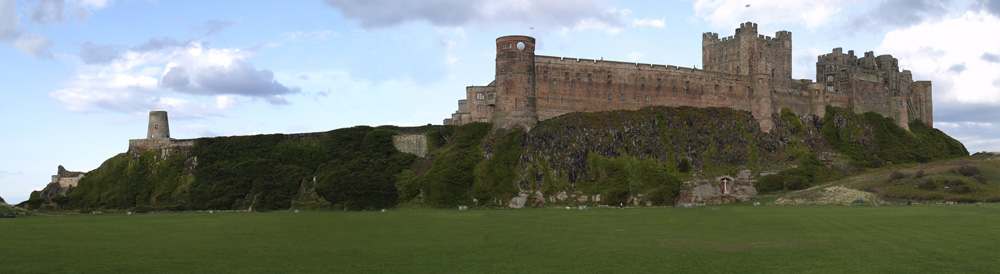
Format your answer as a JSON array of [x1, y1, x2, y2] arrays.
[[2, 0, 999, 204]]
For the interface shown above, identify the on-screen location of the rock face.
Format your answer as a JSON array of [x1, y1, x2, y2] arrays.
[[522, 106, 807, 185], [40, 165, 85, 203], [392, 134, 428, 157], [677, 171, 758, 205]]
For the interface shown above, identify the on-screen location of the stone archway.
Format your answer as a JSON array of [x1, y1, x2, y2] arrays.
[[715, 175, 736, 195]]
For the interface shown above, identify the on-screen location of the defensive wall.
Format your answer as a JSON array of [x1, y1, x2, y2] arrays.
[[128, 111, 429, 158], [446, 21, 933, 132]]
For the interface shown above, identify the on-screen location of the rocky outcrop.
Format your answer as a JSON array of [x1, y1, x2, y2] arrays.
[[522, 106, 818, 184], [677, 171, 758, 205], [39, 165, 85, 203]]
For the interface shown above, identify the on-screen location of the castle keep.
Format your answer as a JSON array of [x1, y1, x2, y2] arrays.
[[444, 22, 932, 131]]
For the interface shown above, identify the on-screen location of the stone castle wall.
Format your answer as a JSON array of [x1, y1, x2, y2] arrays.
[[532, 57, 750, 120], [446, 21, 933, 132], [392, 134, 428, 157]]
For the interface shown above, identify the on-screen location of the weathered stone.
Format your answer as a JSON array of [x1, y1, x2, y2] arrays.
[[446, 21, 932, 133], [508, 191, 530, 209]]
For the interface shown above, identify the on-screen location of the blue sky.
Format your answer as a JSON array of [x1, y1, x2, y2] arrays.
[[2, 0, 999, 204]]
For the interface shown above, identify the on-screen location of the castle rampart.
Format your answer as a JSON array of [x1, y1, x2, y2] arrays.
[[446, 21, 933, 132]]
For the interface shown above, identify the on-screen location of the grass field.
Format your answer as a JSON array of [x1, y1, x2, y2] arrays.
[[3, 206, 999, 273]]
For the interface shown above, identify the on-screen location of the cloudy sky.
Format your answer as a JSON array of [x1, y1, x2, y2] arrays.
[[1, 0, 998, 204]]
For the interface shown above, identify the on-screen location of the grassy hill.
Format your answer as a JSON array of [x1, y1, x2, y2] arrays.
[[23, 106, 970, 211], [772, 153, 1000, 205]]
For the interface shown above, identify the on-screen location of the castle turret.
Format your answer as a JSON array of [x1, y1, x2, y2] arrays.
[[493, 35, 538, 130], [147, 110, 170, 139]]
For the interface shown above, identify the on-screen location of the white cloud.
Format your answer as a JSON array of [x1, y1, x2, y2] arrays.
[[50, 41, 298, 118], [1, 0, 111, 58], [693, 0, 846, 29], [877, 11, 1000, 105], [881, 10, 1000, 154], [325, 0, 629, 35], [627, 51, 643, 62], [631, 18, 665, 29], [279, 30, 335, 41], [11, 32, 54, 58], [444, 55, 460, 65]]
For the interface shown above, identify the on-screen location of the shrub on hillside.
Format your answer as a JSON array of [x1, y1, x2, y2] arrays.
[[889, 171, 905, 180], [957, 165, 981, 177], [915, 181, 936, 190], [754, 174, 786, 193], [423, 123, 491, 208], [971, 174, 987, 184], [677, 158, 691, 173], [947, 185, 971, 194], [132, 205, 155, 213], [915, 170, 925, 178]]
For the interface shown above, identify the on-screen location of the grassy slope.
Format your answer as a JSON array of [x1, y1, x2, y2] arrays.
[[773, 155, 1000, 205], [2, 207, 999, 273]]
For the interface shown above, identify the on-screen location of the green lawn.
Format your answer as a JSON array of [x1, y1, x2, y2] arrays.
[[2, 206, 999, 273]]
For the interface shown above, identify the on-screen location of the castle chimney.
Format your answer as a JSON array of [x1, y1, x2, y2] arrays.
[[147, 110, 170, 139]]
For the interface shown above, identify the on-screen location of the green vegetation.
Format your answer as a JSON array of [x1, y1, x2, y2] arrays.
[[583, 153, 680, 206], [757, 108, 841, 193], [822, 106, 967, 168], [61, 126, 416, 212], [43, 105, 976, 212], [422, 122, 492, 208], [472, 129, 524, 207], [2, 207, 999, 273], [844, 155, 1000, 202], [66, 150, 189, 211], [755, 153, 843, 193]]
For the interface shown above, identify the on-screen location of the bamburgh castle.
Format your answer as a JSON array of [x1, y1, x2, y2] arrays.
[[445, 22, 932, 132]]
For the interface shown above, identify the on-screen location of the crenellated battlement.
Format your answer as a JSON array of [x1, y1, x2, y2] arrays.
[[448, 21, 933, 132]]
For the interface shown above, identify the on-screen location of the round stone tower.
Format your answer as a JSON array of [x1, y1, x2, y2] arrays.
[[493, 35, 538, 130], [147, 110, 170, 139]]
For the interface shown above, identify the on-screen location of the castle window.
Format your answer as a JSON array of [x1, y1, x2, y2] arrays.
[[640, 77, 645, 89], [737, 66, 740, 74], [621, 94, 625, 101], [476, 93, 485, 100], [489, 105, 495, 112], [657, 78, 662, 88], [771, 69, 775, 78], [714, 85, 719, 93], [608, 93, 613, 100], [477, 105, 483, 112], [565, 72, 570, 81], [576, 73, 581, 81], [684, 81, 689, 92], [543, 71, 548, 79], [607, 75, 612, 85], [897, 100, 903, 107], [644, 95, 650, 102], [588, 73, 592, 82], [479, 118, 488, 122], [758, 78, 763, 85], [728, 86, 733, 93], [488, 94, 494, 100]]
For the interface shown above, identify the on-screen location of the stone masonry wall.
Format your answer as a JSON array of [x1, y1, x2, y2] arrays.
[[447, 21, 933, 132], [392, 134, 428, 157]]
